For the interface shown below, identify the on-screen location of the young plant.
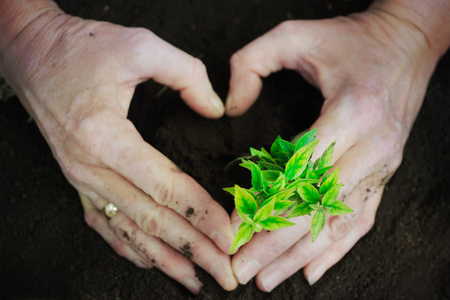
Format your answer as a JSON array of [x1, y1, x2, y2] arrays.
[[224, 129, 353, 254]]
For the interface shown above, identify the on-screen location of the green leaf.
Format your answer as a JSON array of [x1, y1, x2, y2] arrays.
[[239, 161, 263, 191], [248, 161, 264, 190], [285, 140, 319, 180], [274, 199, 295, 210], [231, 223, 254, 254], [305, 169, 319, 180], [323, 200, 353, 215], [250, 147, 275, 163], [267, 174, 286, 193], [254, 198, 275, 222], [235, 185, 258, 215], [298, 183, 320, 203], [258, 162, 285, 172], [262, 170, 283, 182], [312, 166, 333, 178], [294, 128, 318, 153], [252, 222, 263, 232], [322, 184, 343, 206], [319, 167, 339, 195], [311, 209, 326, 242], [223, 187, 235, 196], [260, 216, 295, 230], [287, 202, 313, 218], [270, 136, 295, 164], [314, 141, 336, 169]]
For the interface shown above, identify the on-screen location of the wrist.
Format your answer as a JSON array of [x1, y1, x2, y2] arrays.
[[0, 0, 62, 55], [370, 0, 450, 59]]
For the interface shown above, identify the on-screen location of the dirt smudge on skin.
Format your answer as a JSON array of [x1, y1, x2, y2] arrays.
[[185, 207, 194, 218], [180, 242, 193, 259]]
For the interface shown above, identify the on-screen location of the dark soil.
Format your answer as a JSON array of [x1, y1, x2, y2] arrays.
[[1, 0, 449, 299]]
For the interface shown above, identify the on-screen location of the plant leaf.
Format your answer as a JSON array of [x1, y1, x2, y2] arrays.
[[223, 187, 235, 196], [270, 136, 295, 164], [250, 147, 275, 163], [285, 140, 319, 180], [262, 170, 283, 182], [235, 185, 258, 215], [305, 169, 319, 180], [254, 198, 275, 222], [297, 183, 320, 203], [314, 140, 336, 169], [260, 216, 295, 230], [323, 200, 353, 215], [231, 223, 254, 254], [258, 162, 285, 172], [311, 209, 326, 242], [287, 202, 313, 218], [274, 199, 295, 210], [322, 184, 343, 206], [312, 166, 333, 178], [319, 167, 339, 195], [294, 128, 318, 153]]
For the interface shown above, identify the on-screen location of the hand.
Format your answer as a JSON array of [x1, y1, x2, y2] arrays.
[[225, 5, 443, 291], [0, 9, 237, 293]]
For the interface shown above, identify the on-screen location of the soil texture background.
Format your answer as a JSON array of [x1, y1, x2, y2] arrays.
[[1, 0, 449, 299]]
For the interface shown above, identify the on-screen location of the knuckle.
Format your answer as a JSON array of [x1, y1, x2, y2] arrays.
[[138, 207, 165, 238], [152, 179, 175, 207], [230, 50, 246, 69], [328, 214, 355, 242], [274, 20, 297, 34]]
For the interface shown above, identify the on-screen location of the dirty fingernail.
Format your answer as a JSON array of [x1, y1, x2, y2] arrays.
[[236, 259, 261, 284], [210, 93, 224, 115], [182, 278, 202, 295], [261, 270, 283, 292]]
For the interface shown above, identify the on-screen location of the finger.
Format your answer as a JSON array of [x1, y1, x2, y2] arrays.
[[79, 191, 204, 293], [89, 119, 235, 254], [78, 166, 237, 291], [252, 183, 381, 292], [79, 192, 151, 269], [231, 214, 312, 285], [225, 20, 317, 117], [303, 188, 383, 286], [109, 213, 205, 294], [126, 29, 224, 118]]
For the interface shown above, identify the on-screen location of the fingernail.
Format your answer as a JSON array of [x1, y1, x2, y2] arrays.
[[210, 93, 224, 115], [307, 264, 326, 286], [261, 270, 283, 292], [211, 266, 238, 291], [236, 259, 261, 284], [182, 278, 201, 295], [225, 96, 234, 112]]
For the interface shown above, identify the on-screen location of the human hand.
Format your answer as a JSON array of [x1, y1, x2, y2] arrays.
[[225, 3, 446, 291], [0, 7, 237, 294]]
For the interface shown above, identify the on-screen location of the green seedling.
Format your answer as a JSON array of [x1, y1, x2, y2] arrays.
[[224, 129, 353, 254]]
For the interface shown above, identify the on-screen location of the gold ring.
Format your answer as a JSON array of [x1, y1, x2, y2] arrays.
[[104, 202, 118, 220]]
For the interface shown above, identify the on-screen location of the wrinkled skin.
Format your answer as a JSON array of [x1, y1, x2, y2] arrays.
[[0, 8, 238, 294], [225, 8, 443, 291]]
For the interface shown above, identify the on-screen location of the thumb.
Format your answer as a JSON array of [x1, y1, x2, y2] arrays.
[[225, 20, 319, 117], [128, 29, 224, 118]]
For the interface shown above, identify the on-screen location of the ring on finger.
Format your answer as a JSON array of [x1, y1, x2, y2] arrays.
[[104, 202, 119, 220]]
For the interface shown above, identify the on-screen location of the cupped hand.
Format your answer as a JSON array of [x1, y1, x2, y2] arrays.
[[0, 9, 237, 293], [225, 6, 441, 291]]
